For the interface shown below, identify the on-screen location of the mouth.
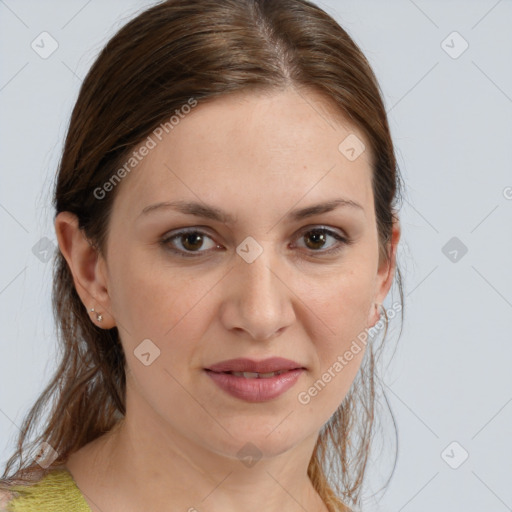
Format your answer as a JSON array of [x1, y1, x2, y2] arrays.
[[204, 356, 305, 375], [203, 357, 306, 401], [204, 367, 305, 402], [205, 369, 295, 379]]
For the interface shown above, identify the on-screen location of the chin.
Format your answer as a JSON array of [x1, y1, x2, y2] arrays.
[[208, 421, 311, 460]]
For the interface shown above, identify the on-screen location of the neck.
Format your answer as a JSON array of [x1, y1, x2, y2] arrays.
[[66, 402, 328, 512]]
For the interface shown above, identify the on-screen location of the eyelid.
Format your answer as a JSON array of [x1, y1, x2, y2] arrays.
[[292, 225, 350, 255], [160, 224, 351, 258], [161, 227, 220, 257], [295, 224, 348, 242]]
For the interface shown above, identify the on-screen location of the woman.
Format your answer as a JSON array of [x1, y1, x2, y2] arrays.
[[0, 0, 404, 510]]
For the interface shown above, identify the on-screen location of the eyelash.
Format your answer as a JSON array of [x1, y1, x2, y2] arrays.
[[160, 226, 352, 259]]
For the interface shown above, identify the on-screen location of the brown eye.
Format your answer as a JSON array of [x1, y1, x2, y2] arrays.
[[180, 232, 205, 251], [303, 229, 330, 250], [161, 226, 350, 259], [295, 227, 349, 256], [162, 229, 219, 257]]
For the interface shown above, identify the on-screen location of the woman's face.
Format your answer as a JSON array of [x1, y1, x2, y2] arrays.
[[88, 88, 398, 459]]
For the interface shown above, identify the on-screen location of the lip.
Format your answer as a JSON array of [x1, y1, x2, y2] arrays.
[[204, 357, 305, 402], [205, 357, 304, 373], [205, 368, 305, 402]]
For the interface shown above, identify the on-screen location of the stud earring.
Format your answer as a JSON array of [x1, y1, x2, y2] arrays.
[[90, 307, 103, 322]]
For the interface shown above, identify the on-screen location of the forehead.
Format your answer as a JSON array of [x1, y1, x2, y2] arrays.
[[111, 87, 374, 221]]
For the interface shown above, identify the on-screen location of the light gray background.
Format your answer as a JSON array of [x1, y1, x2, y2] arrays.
[[1, 1, 511, 511]]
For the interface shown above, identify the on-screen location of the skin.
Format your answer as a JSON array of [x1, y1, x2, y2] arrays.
[[55, 86, 400, 512]]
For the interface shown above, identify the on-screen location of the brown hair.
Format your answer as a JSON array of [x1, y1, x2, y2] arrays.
[[1, 1, 404, 510]]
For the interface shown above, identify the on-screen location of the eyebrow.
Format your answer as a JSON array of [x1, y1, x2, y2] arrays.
[[138, 197, 364, 224]]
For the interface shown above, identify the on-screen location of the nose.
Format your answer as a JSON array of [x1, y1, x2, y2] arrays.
[[219, 245, 296, 342]]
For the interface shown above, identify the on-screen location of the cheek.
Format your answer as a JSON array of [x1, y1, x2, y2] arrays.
[[110, 255, 210, 408], [297, 259, 375, 344], [294, 294, 370, 425], [108, 247, 209, 352], [291, 261, 375, 412]]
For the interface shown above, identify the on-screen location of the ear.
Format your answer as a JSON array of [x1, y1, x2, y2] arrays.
[[54, 211, 116, 329], [367, 216, 401, 327]]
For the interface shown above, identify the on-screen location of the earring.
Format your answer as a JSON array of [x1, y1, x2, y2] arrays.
[[90, 307, 103, 322]]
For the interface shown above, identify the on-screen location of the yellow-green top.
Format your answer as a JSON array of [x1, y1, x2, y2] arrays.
[[3, 468, 91, 512]]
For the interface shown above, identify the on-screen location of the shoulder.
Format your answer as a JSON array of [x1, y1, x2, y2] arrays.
[[0, 489, 14, 511], [0, 468, 91, 511]]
